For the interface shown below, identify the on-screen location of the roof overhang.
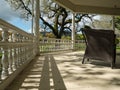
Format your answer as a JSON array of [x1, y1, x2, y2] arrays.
[[54, 0, 120, 15]]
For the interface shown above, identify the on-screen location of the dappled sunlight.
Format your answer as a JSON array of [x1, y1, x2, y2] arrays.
[[6, 55, 67, 90], [6, 51, 120, 90], [53, 51, 120, 90], [5, 56, 44, 90]]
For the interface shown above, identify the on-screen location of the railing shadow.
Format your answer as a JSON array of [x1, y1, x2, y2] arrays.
[[5, 56, 43, 90], [5, 55, 66, 90], [39, 55, 66, 90]]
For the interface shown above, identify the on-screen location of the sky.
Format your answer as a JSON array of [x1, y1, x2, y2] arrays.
[[0, 0, 32, 33], [0, 0, 105, 33]]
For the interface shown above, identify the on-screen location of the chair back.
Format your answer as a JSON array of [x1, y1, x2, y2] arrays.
[[82, 29, 116, 66]]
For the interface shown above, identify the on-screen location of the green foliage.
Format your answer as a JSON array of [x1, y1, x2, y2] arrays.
[[45, 32, 56, 38], [6, 0, 95, 39], [61, 35, 71, 40], [115, 16, 120, 30], [116, 38, 120, 44], [75, 34, 84, 40], [0, 53, 2, 58]]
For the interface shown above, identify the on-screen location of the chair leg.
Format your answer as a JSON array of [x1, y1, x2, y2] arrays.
[[111, 59, 116, 69], [111, 63, 115, 69], [82, 57, 85, 64], [111, 53, 116, 69], [87, 58, 89, 61]]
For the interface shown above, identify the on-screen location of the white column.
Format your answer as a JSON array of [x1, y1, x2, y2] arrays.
[[31, 0, 34, 34], [112, 16, 115, 31], [34, 0, 40, 55], [71, 13, 75, 49]]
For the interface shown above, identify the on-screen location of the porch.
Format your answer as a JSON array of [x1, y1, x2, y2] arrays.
[[5, 51, 120, 90], [1, 0, 120, 90], [1, 15, 120, 90]]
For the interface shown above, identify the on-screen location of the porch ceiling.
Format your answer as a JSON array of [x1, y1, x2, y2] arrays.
[[54, 0, 120, 15]]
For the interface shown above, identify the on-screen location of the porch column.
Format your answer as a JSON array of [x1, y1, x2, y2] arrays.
[[71, 13, 75, 49], [34, 0, 40, 55], [112, 16, 115, 31], [31, 0, 34, 34]]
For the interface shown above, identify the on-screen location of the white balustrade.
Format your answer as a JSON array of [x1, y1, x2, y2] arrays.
[[0, 19, 36, 89], [39, 38, 85, 52]]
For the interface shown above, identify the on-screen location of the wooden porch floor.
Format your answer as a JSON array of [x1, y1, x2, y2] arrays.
[[5, 51, 120, 90]]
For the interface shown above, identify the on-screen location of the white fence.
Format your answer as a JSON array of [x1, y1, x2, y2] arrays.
[[39, 38, 85, 52], [0, 19, 36, 90]]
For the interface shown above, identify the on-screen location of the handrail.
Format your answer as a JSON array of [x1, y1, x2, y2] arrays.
[[0, 19, 36, 90], [0, 18, 33, 39]]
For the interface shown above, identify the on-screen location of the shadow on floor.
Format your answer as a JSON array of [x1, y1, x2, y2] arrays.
[[6, 55, 66, 90], [5, 51, 120, 90], [39, 55, 66, 90]]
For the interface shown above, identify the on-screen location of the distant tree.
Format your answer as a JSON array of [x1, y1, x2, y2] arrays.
[[92, 15, 113, 29], [45, 32, 55, 38], [6, 0, 95, 39], [114, 16, 120, 30], [61, 35, 71, 40]]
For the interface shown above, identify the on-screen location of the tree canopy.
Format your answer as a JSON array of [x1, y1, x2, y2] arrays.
[[6, 0, 95, 39]]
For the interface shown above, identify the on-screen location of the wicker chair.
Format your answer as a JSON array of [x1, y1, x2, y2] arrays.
[[81, 29, 116, 68]]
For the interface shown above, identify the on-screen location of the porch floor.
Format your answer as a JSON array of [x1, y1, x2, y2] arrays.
[[6, 51, 120, 90]]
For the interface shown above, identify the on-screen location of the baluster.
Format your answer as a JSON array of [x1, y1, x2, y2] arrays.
[[32, 37, 34, 59], [28, 37, 32, 60], [63, 40, 64, 50], [26, 45, 29, 61], [23, 45, 26, 63], [19, 35, 22, 65], [0, 48, 2, 81], [20, 45, 24, 64], [1, 28, 9, 79], [22, 36, 25, 63], [28, 38, 31, 60], [50, 39, 52, 51], [28, 44, 30, 60], [64, 40, 66, 49], [21, 43, 25, 64], [27, 37, 29, 60], [25, 37, 28, 61], [8, 32, 13, 74], [31, 44, 33, 60], [12, 33, 17, 71], [25, 38, 28, 61], [18, 34, 22, 66], [24, 45, 27, 62], [33, 37, 36, 55], [15, 34, 20, 68]]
